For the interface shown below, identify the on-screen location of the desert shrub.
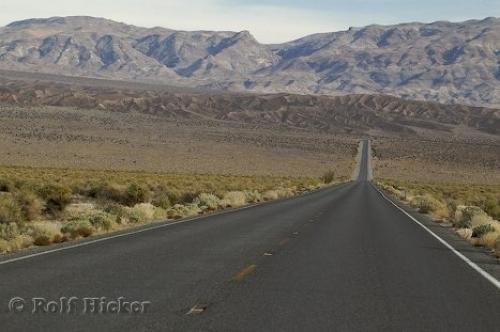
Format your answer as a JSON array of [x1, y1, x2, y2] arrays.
[[38, 184, 72, 213], [131, 203, 156, 220], [153, 207, 168, 220], [152, 192, 172, 209], [0, 222, 20, 240], [94, 182, 151, 207], [263, 190, 279, 201], [88, 212, 114, 231], [456, 228, 473, 240], [61, 220, 94, 239], [446, 200, 459, 215], [167, 204, 200, 219], [480, 233, 499, 249], [179, 192, 199, 204], [33, 235, 52, 246], [455, 219, 472, 229], [30, 222, 61, 245], [244, 190, 262, 203], [194, 193, 221, 210], [102, 202, 124, 215], [0, 239, 10, 253], [472, 224, 496, 238], [64, 203, 96, 219], [125, 209, 145, 223], [0, 194, 23, 224], [411, 195, 442, 214], [52, 233, 68, 244], [162, 188, 182, 205], [321, 171, 336, 184], [125, 183, 151, 206], [276, 189, 294, 199], [9, 234, 33, 250], [94, 183, 128, 203], [454, 206, 487, 228], [483, 199, 500, 220], [455, 206, 485, 222], [221, 191, 247, 208], [15, 190, 44, 221], [386, 186, 407, 201], [0, 179, 16, 192], [495, 238, 500, 258], [122, 203, 156, 224]]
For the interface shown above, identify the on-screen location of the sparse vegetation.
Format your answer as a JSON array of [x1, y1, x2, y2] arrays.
[[321, 170, 336, 184], [379, 179, 500, 256], [0, 165, 335, 254]]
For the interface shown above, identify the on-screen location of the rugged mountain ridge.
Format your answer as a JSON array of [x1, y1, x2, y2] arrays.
[[1, 75, 498, 136], [0, 16, 499, 107]]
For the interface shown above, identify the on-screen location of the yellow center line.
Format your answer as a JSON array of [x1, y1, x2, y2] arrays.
[[232, 264, 257, 282]]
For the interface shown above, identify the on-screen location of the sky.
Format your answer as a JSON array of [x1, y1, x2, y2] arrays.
[[1, 0, 499, 43]]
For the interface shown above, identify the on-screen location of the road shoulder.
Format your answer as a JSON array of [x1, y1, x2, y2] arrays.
[[373, 183, 500, 283]]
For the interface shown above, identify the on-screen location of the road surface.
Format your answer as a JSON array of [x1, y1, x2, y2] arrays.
[[1, 140, 499, 331]]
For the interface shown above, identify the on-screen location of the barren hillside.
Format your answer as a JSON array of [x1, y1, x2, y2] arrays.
[[0, 16, 499, 107], [0, 74, 498, 137]]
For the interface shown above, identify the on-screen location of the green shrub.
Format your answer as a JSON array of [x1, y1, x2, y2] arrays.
[[456, 218, 472, 229], [0, 194, 23, 224], [472, 224, 496, 238], [455, 206, 486, 228]]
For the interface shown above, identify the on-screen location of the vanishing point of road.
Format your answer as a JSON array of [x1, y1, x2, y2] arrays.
[[1, 140, 499, 331]]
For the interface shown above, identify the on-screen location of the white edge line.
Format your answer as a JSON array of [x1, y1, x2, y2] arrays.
[[0, 182, 351, 266], [0, 203, 256, 266], [372, 183, 500, 290]]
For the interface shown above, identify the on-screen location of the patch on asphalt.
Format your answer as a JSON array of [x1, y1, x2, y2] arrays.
[[186, 304, 207, 315]]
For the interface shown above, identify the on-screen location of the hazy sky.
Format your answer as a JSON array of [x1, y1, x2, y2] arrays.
[[1, 0, 498, 43]]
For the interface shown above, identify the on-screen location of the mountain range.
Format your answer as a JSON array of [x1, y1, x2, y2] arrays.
[[0, 16, 499, 107], [1, 74, 498, 137]]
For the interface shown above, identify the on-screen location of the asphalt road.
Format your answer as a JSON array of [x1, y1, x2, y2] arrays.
[[1, 140, 499, 331]]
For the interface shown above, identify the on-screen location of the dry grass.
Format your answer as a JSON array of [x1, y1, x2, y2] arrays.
[[0, 165, 334, 253], [380, 179, 500, 255], [372, 138, 500, 184], [0, 105, 356, 178]]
